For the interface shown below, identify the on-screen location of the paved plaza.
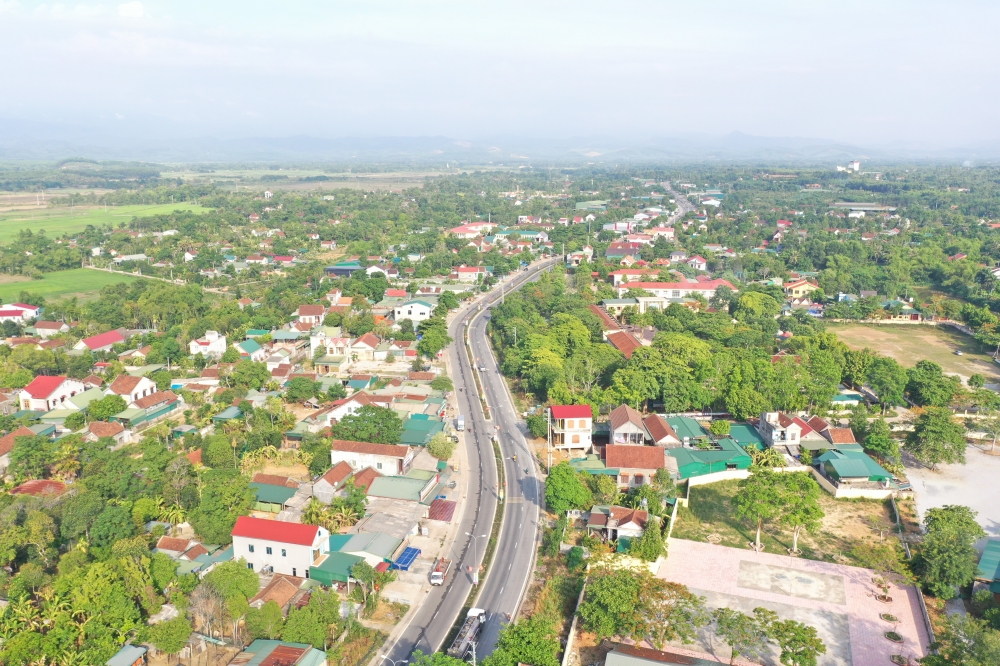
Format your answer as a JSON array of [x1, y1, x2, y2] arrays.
[[655, 539, 930, 666]]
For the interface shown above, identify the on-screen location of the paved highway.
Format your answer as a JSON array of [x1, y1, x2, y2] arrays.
[[382, 257, 558, 662]]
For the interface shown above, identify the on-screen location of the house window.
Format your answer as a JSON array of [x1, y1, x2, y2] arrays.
[[726, 462, 738, 471], [376, 462, 383, 470], [790, 433, 797, 441], [305, 570, 310, 579], [247, 562, 254, 570], [292, 568, 297, 577], [620, 474, 630, 485], [635, 474, 644, 485], [282, 549, 287, 557], [572, 435, 580, 444], [566, 419, 574, 429], [249, 545, 255, 553], [266, 547, 272, 555]]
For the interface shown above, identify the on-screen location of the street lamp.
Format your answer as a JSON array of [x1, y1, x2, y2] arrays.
[[466, 532, 487, 584], [380, 656, 407, 666]]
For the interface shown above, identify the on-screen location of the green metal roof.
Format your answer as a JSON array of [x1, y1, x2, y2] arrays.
[[568, 454, 620, 476], [667, 438, 752, 467], [250, 483, 298, 505], [237, 339, 262, 354], [666, 416, 709, 441], [728, 423, 765, 449], [69, 387, 106, 410], [246, 329, 269, 337], [213, 406, 244, 421], [310, 552, 364, 584], [329, 534, 353, 552], [977, 539, 1000, 582], [405, 469, 437, 481], [816, 448, 891, 480]]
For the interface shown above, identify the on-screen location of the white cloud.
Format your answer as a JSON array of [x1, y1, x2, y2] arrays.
[[118, 1, 142, 18]]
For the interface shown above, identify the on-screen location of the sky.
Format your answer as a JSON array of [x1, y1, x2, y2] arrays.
[[1, 0, 999, 147]]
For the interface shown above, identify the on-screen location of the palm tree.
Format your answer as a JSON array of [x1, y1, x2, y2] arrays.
[[302, 498, 326, 526], [160, 504, 187, 535]]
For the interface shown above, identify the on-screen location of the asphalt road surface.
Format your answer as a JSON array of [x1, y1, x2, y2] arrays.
[[382, 257, 557, 662]]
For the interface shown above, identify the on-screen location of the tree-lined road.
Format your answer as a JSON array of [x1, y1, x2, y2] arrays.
[[381, 257, 557, 662]]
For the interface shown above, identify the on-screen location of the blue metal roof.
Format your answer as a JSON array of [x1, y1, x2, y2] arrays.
[[391, 546, 421, 571]]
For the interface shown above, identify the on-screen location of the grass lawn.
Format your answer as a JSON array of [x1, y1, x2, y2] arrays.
[[0, 203, 212, 240], [827, 322, 1000, 382], [0, 268, 138, 302], [670, 478, 895, 565]]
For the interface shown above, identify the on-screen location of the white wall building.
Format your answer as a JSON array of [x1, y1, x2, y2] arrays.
[[19, 376, 86, 412], [189, 330, 228, 359], [231, 516, 329, 578], [330, 440, 414, 476], [393, 300, 434, 323]]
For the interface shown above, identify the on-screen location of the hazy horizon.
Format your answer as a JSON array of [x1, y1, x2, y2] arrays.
[[2, 0, 999, 156]]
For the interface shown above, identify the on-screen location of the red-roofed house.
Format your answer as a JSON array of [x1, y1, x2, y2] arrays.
[[0, 309, 29, 324], [106, 374, 156, 404], [549, 405, 593, 452], [604, 444, 668, 489], [686, 255, 708, 271], [84, 421, 130, 446], [19, 376, 85, 411], [313, 461, 354, 503], [11, 479, 66, 496], [350, 333, 381, 361], [231, 516, 330, 577], [606, 330, 643, 359], [297, 304, 326, 326], [0, 426, 36, 473], [75, 330, 125, 353], [452, 265, 490, 283], [32, 321, 70, 339]]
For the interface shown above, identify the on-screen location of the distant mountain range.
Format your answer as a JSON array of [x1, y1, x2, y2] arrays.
[[1, 118, 998, 164]]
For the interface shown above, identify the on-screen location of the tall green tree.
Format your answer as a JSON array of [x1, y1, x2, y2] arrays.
[[543, 462, 592, 512], [906, 407, 967, 469], [919, 505, 986, 598], [778, 473, 824, 554], [712, 607, 775, 666], [331, 405, 403, 444], [733, 468, 783, 551], [769, 618, 827, 666], [482, 616, 560, 666]]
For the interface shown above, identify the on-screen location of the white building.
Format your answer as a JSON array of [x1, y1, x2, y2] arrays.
[[189, 330, 228, 359], [393, 300, 434, 323], [106, 375, 157, 405], [231, 516, 329, 578], [19, 376, 86, 412], [330, 440, 414, 476], [549, 405, 593, 452]]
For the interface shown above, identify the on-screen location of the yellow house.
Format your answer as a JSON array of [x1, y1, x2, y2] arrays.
[[784, 279, 820, 298]]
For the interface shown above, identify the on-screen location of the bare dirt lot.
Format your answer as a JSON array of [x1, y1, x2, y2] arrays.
[[828, 323, 1000, 383]]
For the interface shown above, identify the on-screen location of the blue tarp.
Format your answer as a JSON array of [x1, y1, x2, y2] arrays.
[[391, 546, 421, 571]]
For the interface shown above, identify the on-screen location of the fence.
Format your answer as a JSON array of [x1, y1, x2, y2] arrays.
[[561, 580, 588, 666], [891, 497, 936, 647]]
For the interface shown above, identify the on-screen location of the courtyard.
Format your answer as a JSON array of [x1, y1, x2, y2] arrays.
[[655, 539, 930, 666], [905, 444, 1000, 536]]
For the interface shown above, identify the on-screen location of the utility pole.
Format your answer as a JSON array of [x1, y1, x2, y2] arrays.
[[469, 641, 478, 666], [547, 407, 552, 470]]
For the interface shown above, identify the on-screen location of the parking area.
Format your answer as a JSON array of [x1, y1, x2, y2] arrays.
[[657, 539, 930, 665], [905, 445, 1000, 536]]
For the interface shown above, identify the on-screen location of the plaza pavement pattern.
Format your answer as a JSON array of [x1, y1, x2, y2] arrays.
[[654, 539, 930, 665]]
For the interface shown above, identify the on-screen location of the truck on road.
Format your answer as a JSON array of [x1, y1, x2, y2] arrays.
[[456, 415, 465, 431], [448, 608, 487, 659], [429, 557, 452, 585]]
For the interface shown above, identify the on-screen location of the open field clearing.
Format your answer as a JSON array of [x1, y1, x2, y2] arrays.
[[827, 322, 1000, 382], [671, 478, 899, 565], [0, 202, 212, 239], [0, 268, 137, 302]]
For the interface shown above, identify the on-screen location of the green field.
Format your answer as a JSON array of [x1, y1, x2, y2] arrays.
[[0, 203, 212, 240], [0, 268, 138, 302]]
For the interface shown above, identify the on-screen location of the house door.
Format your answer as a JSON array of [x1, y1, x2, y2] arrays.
[[292, 568, 297, 577]]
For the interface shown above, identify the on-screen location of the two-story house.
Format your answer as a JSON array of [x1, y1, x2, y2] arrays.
[[189, 330, 228, 359], [232, 516, 329, 578], [549, 404, 593, 452]]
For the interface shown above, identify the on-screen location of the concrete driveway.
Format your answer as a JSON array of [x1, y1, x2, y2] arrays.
[[905, 445, 1000, 536]]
